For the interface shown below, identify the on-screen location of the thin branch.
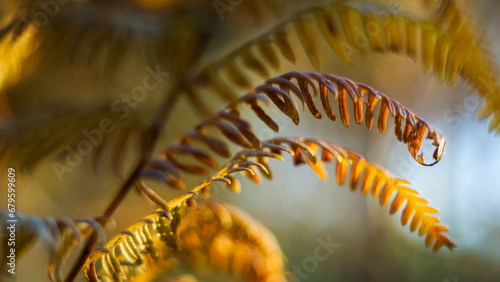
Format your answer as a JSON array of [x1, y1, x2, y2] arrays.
[[64, 85, 181, 282], [65, 22, 213, 280]]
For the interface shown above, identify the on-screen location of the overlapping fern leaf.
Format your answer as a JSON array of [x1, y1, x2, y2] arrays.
[[194, 0, 500, 131], [148, 137, 455, 252], [143, 71, 446, 191], [84, 135, 455, 280], [0, 0, 285, 171], [0, 0, 284, 78]]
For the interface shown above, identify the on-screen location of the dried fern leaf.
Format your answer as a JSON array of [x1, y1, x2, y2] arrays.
[[0, 0, 250, 78], [0, 102, 162, 173], [83, 200, 286, 282], [336, 1, 500, 131], [161, 136, 454, 252], [144, 71, 445, 190], [0, 0, 286, 83], [0, 210, 104, 281], [193, 1, 500, 132]]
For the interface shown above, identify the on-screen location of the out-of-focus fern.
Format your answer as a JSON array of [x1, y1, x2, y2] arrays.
[[83, 200, 287, 282], [195, 1, 500, 131], [0, 211, 104, 281]]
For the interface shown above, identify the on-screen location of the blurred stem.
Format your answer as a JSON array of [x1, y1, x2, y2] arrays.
[[64, 83, 181, 281], [65, 23, 213, 280]]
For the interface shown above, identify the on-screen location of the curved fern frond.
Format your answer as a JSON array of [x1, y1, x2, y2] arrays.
[[159, 136, 455, 253], [194, 1, 500, 131], [144, 71, 445, 190], [85, 132, 455, 280], [83, 200, 286, 282], [267, 137, 456, 252], [0, 210, 104, 281]]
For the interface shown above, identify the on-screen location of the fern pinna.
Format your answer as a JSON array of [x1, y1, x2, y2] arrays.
[[1, 0, 499, 281]]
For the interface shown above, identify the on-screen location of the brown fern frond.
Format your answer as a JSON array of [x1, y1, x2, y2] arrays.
[[194, 1, 500, 131], [161, 136, 454, 252], [0, 210, 104, 281], [143, 71, 445, 190], [336, 2, 500, 132], [83, 200, 286, 282]]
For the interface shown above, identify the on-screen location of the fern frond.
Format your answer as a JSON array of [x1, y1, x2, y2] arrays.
[[0, 0, 284, 83], [421, 0, 500, 131], [144, 71, 445, 190], [160, 136, 454, 252], [0, 210, 104, 281], [194, 1, 500, 131], [85, 132, 454, 280], [0, 1, 211, 75], [0, 103, 160, 172], [0, 0, 290, 170], [265, 137, 456, 252], [83, 200, 286, 282]]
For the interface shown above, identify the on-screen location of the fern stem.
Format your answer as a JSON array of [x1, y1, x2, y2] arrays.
[[64, 85, 181, 282], [66, 23, 213, 280]]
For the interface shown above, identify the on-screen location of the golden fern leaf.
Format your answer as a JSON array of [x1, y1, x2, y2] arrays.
[[157, 136, 454, 252], [143, 71, 445, 191], [0, 210, 104, 280], [193, 1, 500, 131], [83, 199, 287, 282], [266, 137, 456, 252], [421, 0, 500, 130]]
